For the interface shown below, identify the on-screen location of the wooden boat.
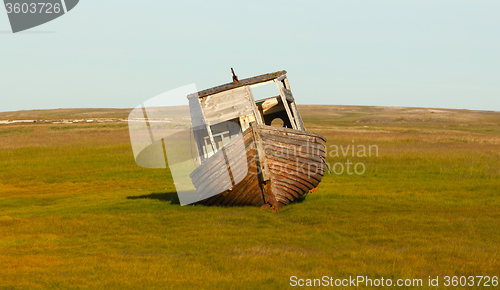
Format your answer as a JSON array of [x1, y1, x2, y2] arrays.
[[187, 70, 327, 209]]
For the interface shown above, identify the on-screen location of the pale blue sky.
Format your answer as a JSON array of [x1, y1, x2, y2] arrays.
[[1, 0, 499, 112]]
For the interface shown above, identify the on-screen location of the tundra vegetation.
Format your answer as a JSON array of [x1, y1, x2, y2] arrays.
[[0, 106, 499, 289]]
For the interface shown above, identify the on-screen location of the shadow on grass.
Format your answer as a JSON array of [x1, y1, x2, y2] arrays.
[[127, 191, 180, 205], [290, 193, 308, 204], [127, 191, 309, 207]]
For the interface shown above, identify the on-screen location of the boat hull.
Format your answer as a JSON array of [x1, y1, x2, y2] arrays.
[[189, 124, 327, 207]]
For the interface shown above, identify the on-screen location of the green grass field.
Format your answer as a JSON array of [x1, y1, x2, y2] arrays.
[[1, 106, 499, 289]]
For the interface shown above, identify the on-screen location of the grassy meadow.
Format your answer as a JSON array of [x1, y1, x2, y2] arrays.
[[0, 106, 499, 289]]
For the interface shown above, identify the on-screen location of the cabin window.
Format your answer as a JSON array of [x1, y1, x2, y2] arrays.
[[202, 131, 230, 158], [251, 80, 297, 129], [202, 137, 214, 157], [250, 81, 279, 100], [255, 96, 294, 128], [199, 120, 241, 159]]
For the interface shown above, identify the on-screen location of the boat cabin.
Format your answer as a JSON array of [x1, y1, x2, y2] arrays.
[[187, 70, 306, 164]]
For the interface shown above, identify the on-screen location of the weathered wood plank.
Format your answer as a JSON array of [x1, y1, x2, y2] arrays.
[[191, 142, 251, 198], [227, 175, 261, 206], [245, 87, 264, 126], [259, 128, 326, 143], [264, 147, 326, 168], [261, 97, 279, 112], [257, 124, 326, 142], [275, 195, 291, 205], [200, 87, 248, 108], [275, 80, 298, 130], [190, 148, 242, 186], [193, 149, 251, 198], [204, 104, 254, 124], [190, 130, 251, 181], [274, 185, 301, 200], [273, 181, 301, 198], [290, 102, 306, 130], [261, 137, 326, 155], [274, 188, 296, 203], [188, 70, 287, 99], [283, 88, 295, 103], [250, 122, 270, 182], [269, 170, 316, 194], [201, 87, 255, 123], [261, 138, 326, 155], [277, 74, 287, 82], [267, 158, 324, 185]]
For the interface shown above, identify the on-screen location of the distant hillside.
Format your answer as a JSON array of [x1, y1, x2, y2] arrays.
[[1, 105, 499, 135], [0, 108, 132, 120], [297, 105, 500, 135]]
